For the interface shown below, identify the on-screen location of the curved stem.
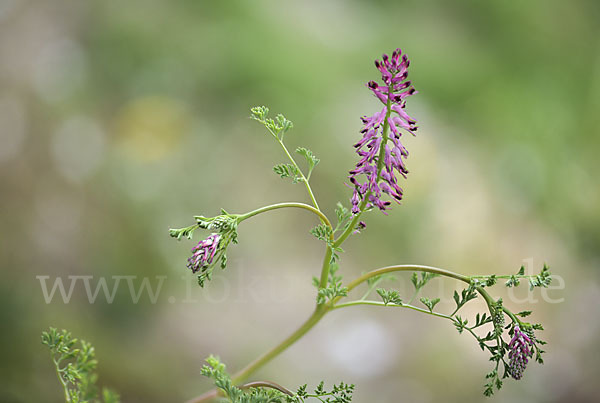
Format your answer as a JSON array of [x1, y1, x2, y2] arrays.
[[340, 265, 471, 300], [501, 305, 521, 325], [241, 381, 295, 396], [188, 265, 474, 401], [186, 381, 294, 403], [239, 202, 331, 228], [230, 306, 329, 386], [238, 202, 334, 292]]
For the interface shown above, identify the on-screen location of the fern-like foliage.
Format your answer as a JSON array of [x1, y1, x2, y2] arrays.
[[314, 263, 348, 304], [41, 328, 119, 403], [273, 164, 302, 183], [295, 147, 320, 179], [201, 356, 354, 402]]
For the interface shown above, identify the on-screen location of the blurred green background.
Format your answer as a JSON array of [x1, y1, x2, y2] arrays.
[[1, 0, 599, 402]]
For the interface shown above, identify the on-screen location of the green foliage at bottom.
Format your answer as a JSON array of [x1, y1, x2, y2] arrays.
[[42, 328, 119, 403], [202, 356, 354, 403]]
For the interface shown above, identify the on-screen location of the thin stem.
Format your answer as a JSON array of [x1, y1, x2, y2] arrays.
[[501, 305, 521, 325], [242, 381, 294, 396], [332, 199, 366, 248], [237, 202, 333, 291], [470, 274, 538, 280], [190, 264, 475, 401], [359, 278, 383, 301], [277, 139, 320, 210], [186, 381, 294, 403], [341, 265, 471, 300], [239, 202, 331, 228], [52, 359, 70, 402], [230, 306, 329, 385], [407, 289, 420, 305], [332, 300, 454, 320]]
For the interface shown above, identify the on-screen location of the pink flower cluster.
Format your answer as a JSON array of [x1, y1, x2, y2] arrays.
[[507, 325, 534, 380], [349, 48, 418, 215], [187, 233, 221, 274]]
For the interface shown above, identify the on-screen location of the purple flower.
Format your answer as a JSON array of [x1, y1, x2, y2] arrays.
[[349, 48, 418, 215], [187, 233, 221, 274], [352, 221, 367, 235], [507, 326, 534, 380]]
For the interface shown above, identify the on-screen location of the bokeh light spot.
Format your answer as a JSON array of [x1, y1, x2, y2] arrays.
[[115, 95, 189, 162]]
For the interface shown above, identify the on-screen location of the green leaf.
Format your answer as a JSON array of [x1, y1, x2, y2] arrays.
[[273, 163, 302, 183], [332, 202, 352, 234], [317, 263, 348, 304], [420, 297, 440, 312], [276, 114, 293, 136], [250, 106, 294, 140], [250, 105, 269, 121], [453, 286, 477, 312], [453, 316, 468, 334], [376, 288, 402, 305], [201, 356, 354, 402], [295, 147, 320, 178], [310, 224, 332, 242], [411, 272, 439, 291], [516, 310, 532, 317], [42, 327, 119, 403]]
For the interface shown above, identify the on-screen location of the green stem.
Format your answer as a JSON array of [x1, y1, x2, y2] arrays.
[[407, 289, 420, 305], [230, 306, 329, 385], [475, 286, 495, 308], [277, 139, 320, 210], [238, 202, 334, 292], [238, 202, 331, 228], [501, 305, 521, 325], [318, 247, 333, 290], [186, 381, 294, 403], [332, 300, 454, 320], [340, 265, 471, 301], [470, 274, 537, 280], [359, 276, 386, 300], [333, 200, 367, 248], [193, 264, 474, 401], [52, 359, 70, 402]]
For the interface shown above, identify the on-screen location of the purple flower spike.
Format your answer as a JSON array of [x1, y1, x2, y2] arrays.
[[187, 233, 221, 274], [349, 48, 418, 215], [507, 326, 534, 380]]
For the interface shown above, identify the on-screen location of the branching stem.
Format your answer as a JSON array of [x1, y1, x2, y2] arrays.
[[341, 264, 471, 299], [276, 139, 320, 210], [52, 358, 70, 402], [332, 300, 454, 320]]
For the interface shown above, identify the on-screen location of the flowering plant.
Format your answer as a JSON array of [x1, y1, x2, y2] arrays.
[[44, 48, 554, 402]]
